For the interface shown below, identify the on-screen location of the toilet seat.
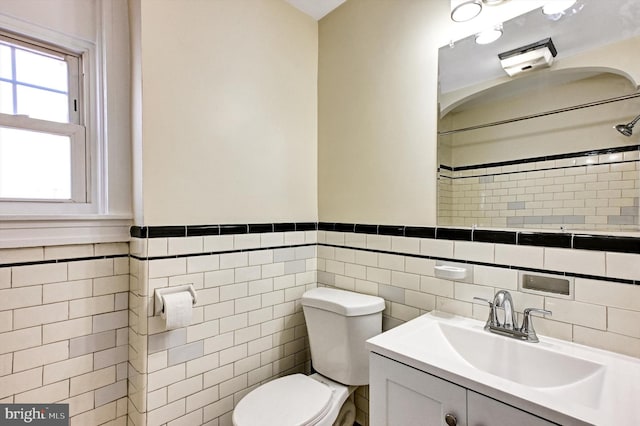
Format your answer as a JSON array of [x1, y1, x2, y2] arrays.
[[233, 374, 333, 426]]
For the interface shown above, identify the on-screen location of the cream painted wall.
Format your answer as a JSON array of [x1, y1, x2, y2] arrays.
[[0, 0, 97, 41], [139, 0, 318, 225], [317, 0, 549, 226], [318, 0, 441, 226]]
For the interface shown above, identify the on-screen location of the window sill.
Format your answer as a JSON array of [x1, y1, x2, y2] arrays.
[[0, 215, 132, 248]]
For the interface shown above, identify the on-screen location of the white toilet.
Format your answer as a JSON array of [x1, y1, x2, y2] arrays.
[[232, 287, 385, 426]]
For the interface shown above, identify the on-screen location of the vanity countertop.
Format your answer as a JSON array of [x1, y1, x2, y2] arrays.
[[366, 311, 640, 426]]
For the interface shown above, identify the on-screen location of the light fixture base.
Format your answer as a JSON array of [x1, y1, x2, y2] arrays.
[[451, 0, 483, 22]]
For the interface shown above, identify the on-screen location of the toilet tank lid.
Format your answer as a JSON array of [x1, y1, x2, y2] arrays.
[[302, 287, 385, 316]]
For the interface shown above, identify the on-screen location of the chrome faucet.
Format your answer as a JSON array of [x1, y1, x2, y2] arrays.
[[491, 290, 517, 329], [474, 290, 552, 343]]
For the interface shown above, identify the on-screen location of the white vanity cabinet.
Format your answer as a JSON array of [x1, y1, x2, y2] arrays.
[[370, 353, 557, 426]]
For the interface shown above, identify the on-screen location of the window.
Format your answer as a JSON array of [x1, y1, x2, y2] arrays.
[[0, 31, 85, 203], [0, 3, 132, 247]]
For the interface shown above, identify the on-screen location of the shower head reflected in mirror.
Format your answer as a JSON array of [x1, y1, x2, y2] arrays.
[[615, 114, 640, 137]]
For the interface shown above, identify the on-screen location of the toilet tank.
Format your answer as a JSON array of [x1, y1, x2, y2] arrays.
[[302, 287, 385, 386]]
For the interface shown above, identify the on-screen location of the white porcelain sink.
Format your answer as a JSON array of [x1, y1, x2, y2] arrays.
[[367, 311, 640, 425], [436, 321, 604, 388]]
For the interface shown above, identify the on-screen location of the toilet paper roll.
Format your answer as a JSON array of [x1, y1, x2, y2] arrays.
[[161, 292, 193, 329]]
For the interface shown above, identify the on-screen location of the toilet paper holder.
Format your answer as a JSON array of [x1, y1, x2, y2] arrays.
[[154, 284, 198, 316]]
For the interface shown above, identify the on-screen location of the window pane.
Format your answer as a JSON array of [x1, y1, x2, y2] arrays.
[[16, 85, 68, 122], [0, 81, 13, 114], [15, 48, 68, 92], [0, 126, 71, 199], [0, 44, 11, 80]]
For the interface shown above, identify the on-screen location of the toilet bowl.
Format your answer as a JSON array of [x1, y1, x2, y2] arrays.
[[232, 287, 385, 426]]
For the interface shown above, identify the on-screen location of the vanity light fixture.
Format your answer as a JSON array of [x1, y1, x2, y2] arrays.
[[451, 0, 483, 22], [542, 0, 577, 16], [475, 24, 503, 45]]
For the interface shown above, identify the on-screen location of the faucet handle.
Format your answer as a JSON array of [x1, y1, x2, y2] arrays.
[[523, 308, 552, 318], [473, 297, 493, 307], [520, 308, 552, 343], [473, 297, 495, 329]]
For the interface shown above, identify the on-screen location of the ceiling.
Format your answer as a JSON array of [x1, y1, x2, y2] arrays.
[[439, 0, 640, 95], [285, 0, 347, 20], [285, 0, 640, 96]]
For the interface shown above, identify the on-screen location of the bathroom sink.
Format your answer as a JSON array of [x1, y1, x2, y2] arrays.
[[367, 311, 640, 425], [436, 321, 604, 388]]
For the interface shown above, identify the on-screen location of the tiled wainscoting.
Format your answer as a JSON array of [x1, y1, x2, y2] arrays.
[[315, 224, 640, 426], [0, 243, 130, 426], [128, 224, 318, 426], [439, 146, 640, 230], [2, 223, 639, 426]]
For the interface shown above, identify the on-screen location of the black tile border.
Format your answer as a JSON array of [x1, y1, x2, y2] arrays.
[[220, 224, 248, 235], [187, 225, 220, 237], [518, 232, 572, 248], [318, 222, 335, 231], [379, 225, 405, 236], [8, 240, 626, 286], [130, 226, 147, 238], [128, 238, 635, 285], [335, 223, 356, 233], [441, 144, 640, 172], [355, 224, 378, 234], [131, 222, 318, 239], [130, 243, 317, 262], [274, 223, 296, 232], [436, 227, 472, 241], [147, 226, 186, 238], [4, 222, 635, 289], [130, 222, 640, 254], [296, 222, 318, 232], [405, 226, 436, 239], [249, 223, 273, 234], [318, 222, 639, 254], [473, 229, 516, 245], [0, 254, 129, 269], [318, 243, 639, 286], [573, 234, 640, 253]]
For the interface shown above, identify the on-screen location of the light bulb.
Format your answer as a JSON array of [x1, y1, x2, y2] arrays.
[[475, 25, 503, 45], [542, 0, 577, 16]]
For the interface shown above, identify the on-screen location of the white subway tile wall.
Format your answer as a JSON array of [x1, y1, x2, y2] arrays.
[[0, 243, 130, 426], [2, 228, 638, 426], [439, 155, 640, 231], [317, 230, 640, 426], [128, 231, 317, 426]]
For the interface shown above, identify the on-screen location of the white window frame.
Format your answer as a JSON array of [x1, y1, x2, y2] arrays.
[[0, 30, 82, 125], [0, 2, 132, 249], [0, 115, 87, 203], [0, 15, 100, 217]]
